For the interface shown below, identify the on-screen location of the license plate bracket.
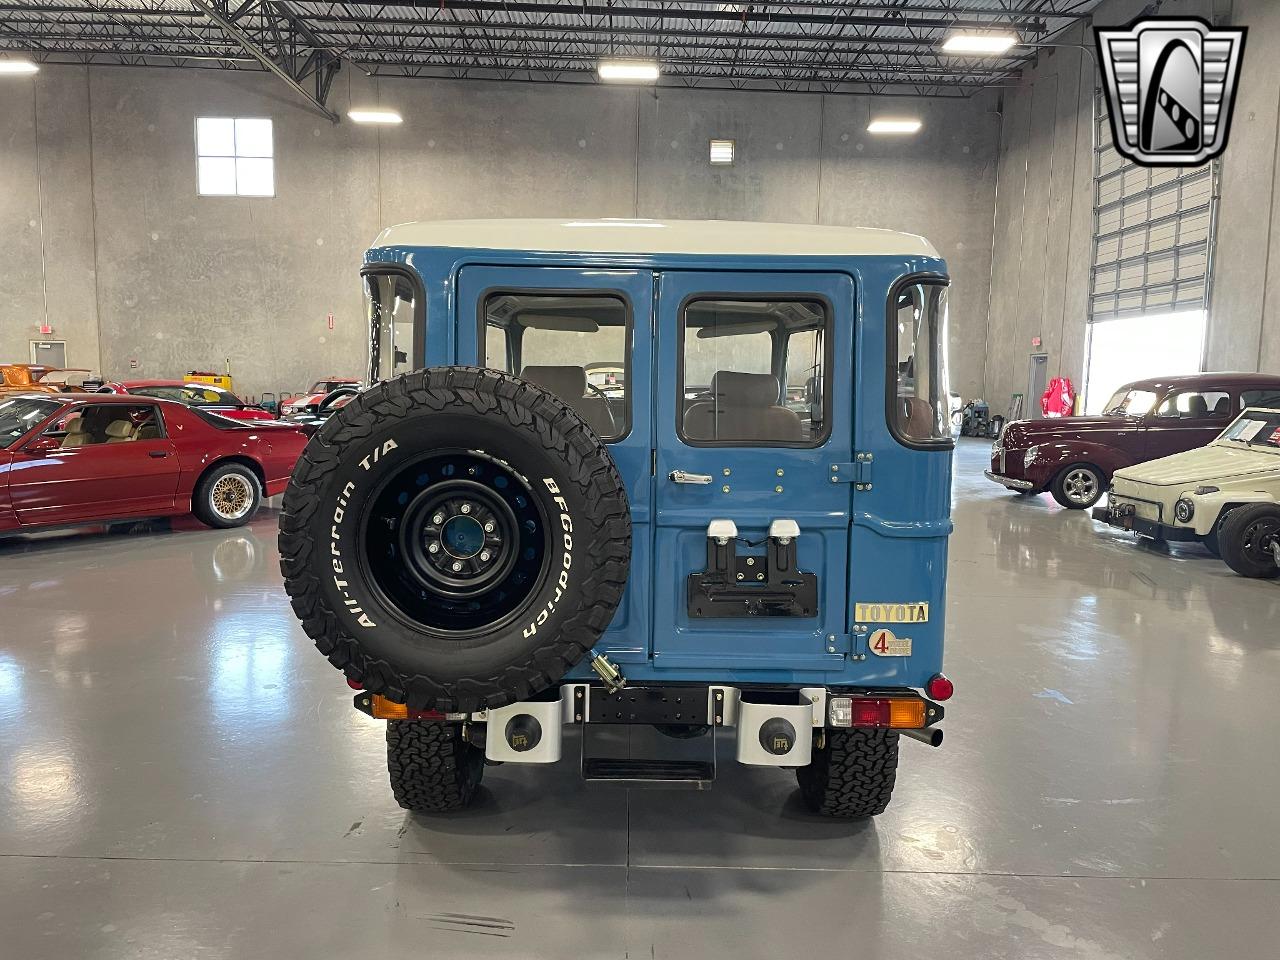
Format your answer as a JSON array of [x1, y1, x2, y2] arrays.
[[587, 686, 710, 725]]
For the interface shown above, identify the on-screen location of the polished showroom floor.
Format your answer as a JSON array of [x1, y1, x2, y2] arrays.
[[2, 438, 1278, 958]]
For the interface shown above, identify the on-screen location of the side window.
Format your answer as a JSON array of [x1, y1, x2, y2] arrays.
[[482, 292, 629, 441], [891, 280, 952, 445], [47, 404, 162, 448], [680, 297, 828, 446], [1242, 389, 1280, 410], [365, 271, 419, 383], [1155, 390, 1231, 420]]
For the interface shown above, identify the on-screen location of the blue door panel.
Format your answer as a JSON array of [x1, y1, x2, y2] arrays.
[[455, 265, 655, 659], [652, 271, 855, 671]]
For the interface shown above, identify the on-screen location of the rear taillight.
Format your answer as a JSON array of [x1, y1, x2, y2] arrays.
[[369, 694, 446, 721], [829, 696, 927, 729]]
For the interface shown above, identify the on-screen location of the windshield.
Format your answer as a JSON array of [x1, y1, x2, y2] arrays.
[[1102, 387, 1158, 417], [132, 384, 242, 406], [1218, 409, 1280, 453], [0, 396, 62, 447]]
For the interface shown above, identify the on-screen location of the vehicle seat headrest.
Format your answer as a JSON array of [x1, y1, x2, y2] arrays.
[[521, 365, 587, 401], [709, 371, 779, 408], [1213, 395, 1231, 416], [1187, 395, 1209, 417], [104, 420, 135, 440]]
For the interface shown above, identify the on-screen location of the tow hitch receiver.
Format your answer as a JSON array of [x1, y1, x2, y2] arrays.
[[688, 518, 818, 617]]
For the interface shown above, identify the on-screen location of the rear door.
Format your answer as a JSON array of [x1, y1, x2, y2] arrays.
[[456, 265, 654, 661], [652, 271, 854, 671]]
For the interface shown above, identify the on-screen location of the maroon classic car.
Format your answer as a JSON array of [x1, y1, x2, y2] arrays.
[[0, 393, 308, 535], [986, 373, 1280, 509], [97, 379, 278, 422]]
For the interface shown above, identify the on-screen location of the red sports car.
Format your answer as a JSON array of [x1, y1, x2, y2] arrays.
[[0, 393, 309, 534], [281, 378, 362, 417], [97, 379, 278, 422]]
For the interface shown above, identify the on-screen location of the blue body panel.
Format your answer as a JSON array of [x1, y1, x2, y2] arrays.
[[365, 244, 952, 690]]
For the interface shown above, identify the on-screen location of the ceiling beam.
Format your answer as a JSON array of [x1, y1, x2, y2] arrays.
[[187, 0, 340, 121]]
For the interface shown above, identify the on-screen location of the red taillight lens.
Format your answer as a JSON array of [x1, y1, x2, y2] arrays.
[[852, 699, 890, 727], [927, 674, 954, 701], [346, 677, 364, 690]]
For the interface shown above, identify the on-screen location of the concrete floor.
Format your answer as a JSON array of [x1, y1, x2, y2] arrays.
[[2, 437, 1278, 958]]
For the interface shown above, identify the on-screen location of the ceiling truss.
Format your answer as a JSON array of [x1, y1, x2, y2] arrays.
[[0, 0, 1103, 117]]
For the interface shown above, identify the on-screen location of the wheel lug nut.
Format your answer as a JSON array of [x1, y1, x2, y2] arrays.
[[451, 561, 463, 572], [427, 542, 439, 554], [484, 522, 495, 533], [432, 513, 444, 525], [460, 504, 472, 515], [480, 550, 491, 562]]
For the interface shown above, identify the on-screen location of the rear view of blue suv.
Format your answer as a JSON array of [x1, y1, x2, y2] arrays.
[[279, 218, 955, 818]]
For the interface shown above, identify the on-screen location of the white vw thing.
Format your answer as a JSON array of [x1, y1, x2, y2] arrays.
[[1095, 407, 1280, 579]]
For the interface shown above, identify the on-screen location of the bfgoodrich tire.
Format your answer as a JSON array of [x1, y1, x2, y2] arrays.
[[1219, 503, 1280, 579], [796, 729, 899, 818], [387, 720, 484, 813], [279, 366, 631, 713]]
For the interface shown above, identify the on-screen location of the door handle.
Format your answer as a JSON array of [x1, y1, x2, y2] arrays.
[[149, 450, 169, 458], [669, 470, 713, 484]]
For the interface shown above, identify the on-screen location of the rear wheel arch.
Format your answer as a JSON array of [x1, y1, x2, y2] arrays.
[[193, 455, 265, 501]]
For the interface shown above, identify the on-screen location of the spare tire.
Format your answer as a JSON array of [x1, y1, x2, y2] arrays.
[[279, 366, 631, 712]]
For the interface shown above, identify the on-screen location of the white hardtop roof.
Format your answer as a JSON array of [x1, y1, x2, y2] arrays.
[[371, 218, 940, 259]]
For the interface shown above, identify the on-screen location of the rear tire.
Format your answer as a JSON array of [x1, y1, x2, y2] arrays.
[[193, 462, 261, 528], [1050, 463, 1105, 510], [387, 721, 485, 813], [796, 728, 899, 818], [1219, 504, 1280, 579]]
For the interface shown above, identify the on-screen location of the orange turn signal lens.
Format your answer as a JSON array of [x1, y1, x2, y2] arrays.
[[370, 694, 408, 719], [888, 698, 926, 729]]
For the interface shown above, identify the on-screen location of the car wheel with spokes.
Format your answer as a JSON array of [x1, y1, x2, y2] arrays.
[[1219, 504, 1280, 579], [1051, 463, 1105, 510], [193, 462, 262, 529]]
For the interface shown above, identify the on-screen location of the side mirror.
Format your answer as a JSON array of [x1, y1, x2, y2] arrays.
[[25, 435, 62, 454]]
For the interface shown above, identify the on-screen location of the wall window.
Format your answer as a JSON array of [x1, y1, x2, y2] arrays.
[[891, 281, 951, 445], [196, 117, 274, 197], [482, 293, 629, 441], [680, 297, 828, 446]]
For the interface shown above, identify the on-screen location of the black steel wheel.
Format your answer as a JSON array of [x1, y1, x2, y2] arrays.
[[279, 366, 631, 712], [1219, 504, 1280, 579]]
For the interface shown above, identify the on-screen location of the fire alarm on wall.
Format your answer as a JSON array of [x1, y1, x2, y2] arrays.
[[327, 313, 335, 330], [39, 323, 52, 336], [1031, 336, 1042, 348]]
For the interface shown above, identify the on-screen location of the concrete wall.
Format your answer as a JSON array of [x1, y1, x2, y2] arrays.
[[983, 0, 1279, 413], [1, 66, 998, 401]]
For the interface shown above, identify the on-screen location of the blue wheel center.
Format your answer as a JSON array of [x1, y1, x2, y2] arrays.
[[441, 515, 485, 559]]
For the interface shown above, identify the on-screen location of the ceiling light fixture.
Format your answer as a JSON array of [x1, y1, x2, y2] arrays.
[[941, 33, 1018, 55], [347, 109, 403, 124], [0, 59, 39, 75], [867, 118, 922, 134], [598, 60, 660, 82]]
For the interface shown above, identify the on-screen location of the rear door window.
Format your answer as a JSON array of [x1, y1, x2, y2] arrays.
[[1155, 390, 1231, 420], [482, 292, 630, 441], [679, 297, 829, 446], [1241, 388, 1280, 410]]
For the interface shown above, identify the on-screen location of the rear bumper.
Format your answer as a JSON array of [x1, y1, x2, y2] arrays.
[[984, 469, 1035, 491], [1091, 505, 1199, 542], [357, 682, 945, 770]]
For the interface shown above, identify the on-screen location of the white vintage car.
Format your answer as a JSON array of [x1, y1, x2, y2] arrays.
[[1094, 407, 1280, 578]]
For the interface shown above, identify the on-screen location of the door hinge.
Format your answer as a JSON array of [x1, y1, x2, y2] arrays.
[[828, 453, 873, 490]]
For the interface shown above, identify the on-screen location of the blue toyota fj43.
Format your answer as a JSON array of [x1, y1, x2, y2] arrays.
[[280, 218, 955, 818]]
